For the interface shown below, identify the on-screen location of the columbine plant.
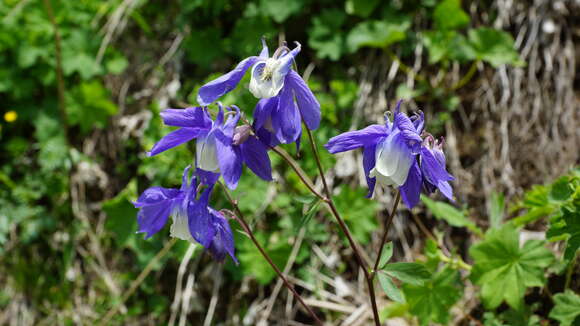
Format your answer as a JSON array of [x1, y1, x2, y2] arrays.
[[135, 39, 454, 326], [325, 100, 454, 208]]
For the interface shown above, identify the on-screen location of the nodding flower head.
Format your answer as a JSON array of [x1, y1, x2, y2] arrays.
[[148, 104, 273, 189], [133, 166, 237, 263], [324, 100, 454, 209], [249, 42, 301, 99], [196, 38, 321, 147]]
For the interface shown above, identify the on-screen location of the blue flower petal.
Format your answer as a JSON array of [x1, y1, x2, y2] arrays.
[[214, 130, 243, 189], [399, 160, 422, 209], [363, 144, 377, 198], [287, 70, 320, 130], [134, 186, 182, 238], [160, 107, 213, 129], [208, 209, 238, 264], [272, 86, 301, 144], [241, 136, 273, 181], [197, 56, 260, 106], [324, 125, 388, 154], [188, 186, 216, 248], [148, 127, 207, 157]]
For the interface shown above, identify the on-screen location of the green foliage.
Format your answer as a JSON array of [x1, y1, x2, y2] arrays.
[[488, 192, 505, 229], [308, 9, 347, 61], [104, 180, 138, 247], [259, 0, 303, 23], [421, 195, 482, 235], [346, 20, 410, 52], [468, 27, 523, 67], [403, 267, 463, 325], [469, 225, 554, 310], [378, 242, 393, 269], [547, 206, 580, 260], [422, 30, 475, 64], [549, 290, 580, 326], [433, 0, 470, 30], [334, 186, 379, 244], [514, 169, 580, 260], [68, 80, 118, 134]]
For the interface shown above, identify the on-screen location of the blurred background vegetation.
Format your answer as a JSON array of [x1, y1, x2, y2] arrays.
[[0, 0, 578, 325]]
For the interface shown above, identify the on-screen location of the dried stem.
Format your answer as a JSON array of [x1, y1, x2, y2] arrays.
[[100, 238, 178, 325], [219, 183, 323, 326]]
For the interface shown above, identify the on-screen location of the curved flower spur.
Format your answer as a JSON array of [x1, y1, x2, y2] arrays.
[[324, 100, 454, 208], [148, 104, 272, 189], [197, 38, 321, 146], [133, 166, 237, 263]]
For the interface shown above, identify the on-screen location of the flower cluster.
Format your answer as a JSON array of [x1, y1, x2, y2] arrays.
[[134, 39, 321, 263], [134, 40, 454, 264], [324, 100, 454, 209]]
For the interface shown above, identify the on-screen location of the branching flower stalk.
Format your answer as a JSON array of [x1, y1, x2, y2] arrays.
[[132, 39, 456, 326]]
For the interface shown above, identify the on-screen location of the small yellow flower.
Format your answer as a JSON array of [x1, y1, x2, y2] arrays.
[[4, 111, 17, 123]]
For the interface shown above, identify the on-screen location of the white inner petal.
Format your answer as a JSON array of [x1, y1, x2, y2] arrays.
[[170, 211, 195, 243], [249, 58, 285, 99], [370, 134, 413, 187], [196, 136, 219, 172]]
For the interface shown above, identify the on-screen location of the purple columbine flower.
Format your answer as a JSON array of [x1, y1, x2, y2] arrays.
[[133, 166, 237, 263], [148, 104, 272, 189], [324, 101, 454, 209], [197, 39, 320, 146]]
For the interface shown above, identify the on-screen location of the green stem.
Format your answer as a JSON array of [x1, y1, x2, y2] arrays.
[[99, 238, 178, 325], [565, 251, 578, 290], [450, 60, 479, 91]]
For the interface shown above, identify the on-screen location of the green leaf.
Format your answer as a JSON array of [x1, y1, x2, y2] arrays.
[[308, 9, 346, 61], [104, 180, 138, 246], [334, 187, 379, 244], [421, 195, 482, 235], [259, 0, 303, 23], [68, 80, 118, 134], [403, 267, 463, 325], [433, 0, 470, 30], [378, 273, 404, 303], [383, 262, 431, 285], [345, 0, 380, 18], [549, 290, 580, 326], [422, 30, 476, 64], [547, 206, 580, 260], [378, 242, 393, 269], [468, 27, 524, 67], [346, 20, 409, 52], [183, 27, 223, 66], [106, 55, 129, 75], [488, 192, 505, 229], [297, 200, 321, 231], [396, 84, 424, 100], [469, 225, 555, 310], [549, 176, 574, 202]]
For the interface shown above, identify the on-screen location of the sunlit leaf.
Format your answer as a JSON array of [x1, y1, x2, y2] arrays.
[[549, 290, 580, 326], [346, 20, 409, 52], [468, 27, 524, 67], [469, 225, 554, 309], [378, 272, 404, 303], [433, 0, 470, 30], [403, 267, 463, 325]]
